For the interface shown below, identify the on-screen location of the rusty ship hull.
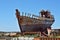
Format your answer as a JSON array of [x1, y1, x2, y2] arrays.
[[21, 24, 52, 32], [15, 9, 55, 33], [20, 16, 54, 32]]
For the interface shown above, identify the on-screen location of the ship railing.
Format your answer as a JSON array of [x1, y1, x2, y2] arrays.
[[37, 17, 54, 20], [21, 12, 54, 20]]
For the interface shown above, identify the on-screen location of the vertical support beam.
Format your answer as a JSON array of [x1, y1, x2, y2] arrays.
[[22, 12, 24, 16], [25, 12, 26, 16]]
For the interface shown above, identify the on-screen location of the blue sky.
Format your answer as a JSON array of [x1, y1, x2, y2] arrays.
[[0, 0, 60, 32]]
